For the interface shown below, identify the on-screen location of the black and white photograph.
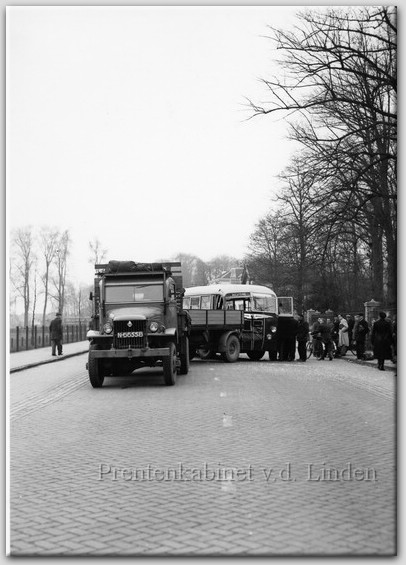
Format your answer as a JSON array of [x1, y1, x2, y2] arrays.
[[7, 3, 397, 557]]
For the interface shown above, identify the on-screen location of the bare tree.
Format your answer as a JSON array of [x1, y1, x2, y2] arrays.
[[10, 227, 35, 327], [248, 6, 396, 305], [89, 237, 107, 266], [172, 253, 208, 287], [64, 282, 92, 322], [277, 157, 320, 311], [39, 226, 60, 325], [50, 230, 71, 314], [31, 264, 40, 329], [246, 210, 291, 293]]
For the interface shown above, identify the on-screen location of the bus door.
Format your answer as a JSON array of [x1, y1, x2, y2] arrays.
[[278, 297, 294, 316]]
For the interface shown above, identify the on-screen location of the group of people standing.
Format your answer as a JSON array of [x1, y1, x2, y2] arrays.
[[276, 311, 396, 371]]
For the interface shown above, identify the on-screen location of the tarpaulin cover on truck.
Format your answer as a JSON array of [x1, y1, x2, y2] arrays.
[[107, 261, 166, 274]]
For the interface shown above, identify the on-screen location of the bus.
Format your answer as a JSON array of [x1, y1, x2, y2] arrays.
[[183, 284, 293, 362]]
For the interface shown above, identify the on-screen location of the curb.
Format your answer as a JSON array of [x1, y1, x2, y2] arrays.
[[343, 355, 397, 373], [10, 349, 89, 374]]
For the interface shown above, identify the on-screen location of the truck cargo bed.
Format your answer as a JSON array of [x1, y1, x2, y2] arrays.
[[187, 309, 244, 330]]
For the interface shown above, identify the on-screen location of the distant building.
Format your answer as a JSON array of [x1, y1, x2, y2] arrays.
[[214, 266, 250, 285]]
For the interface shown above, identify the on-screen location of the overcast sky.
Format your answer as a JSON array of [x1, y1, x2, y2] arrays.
[[7, 5, 303, 286]]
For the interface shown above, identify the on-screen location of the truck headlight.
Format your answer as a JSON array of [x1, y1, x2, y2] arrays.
[[103, 322, 113, 334], [149, 321, 159, 333]]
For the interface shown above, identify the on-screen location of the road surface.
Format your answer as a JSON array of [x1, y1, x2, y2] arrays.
[[9, 353, 396, 556]]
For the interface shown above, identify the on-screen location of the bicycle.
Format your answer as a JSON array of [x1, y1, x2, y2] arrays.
[[307, 337, 339, 360], [306, 337, 323, 359], [337, 340, 356, 357]]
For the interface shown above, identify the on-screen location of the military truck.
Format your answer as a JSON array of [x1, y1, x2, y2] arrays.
[[86, 260, 190, 388]]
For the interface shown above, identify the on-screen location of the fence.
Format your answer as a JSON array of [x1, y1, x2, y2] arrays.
[[10, 324, 89, 353]]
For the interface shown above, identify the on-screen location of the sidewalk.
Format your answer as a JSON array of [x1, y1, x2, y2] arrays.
[[9, 341, 89, 373], [342, 349, 397, 373]]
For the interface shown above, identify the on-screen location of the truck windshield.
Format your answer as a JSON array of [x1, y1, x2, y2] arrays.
[[105, 284, 163, 303]]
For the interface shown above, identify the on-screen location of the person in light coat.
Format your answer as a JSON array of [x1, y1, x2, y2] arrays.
[[338, 314, 349, 353]]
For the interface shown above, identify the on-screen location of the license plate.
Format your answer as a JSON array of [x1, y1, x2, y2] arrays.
[[116, 331, 144, 338]]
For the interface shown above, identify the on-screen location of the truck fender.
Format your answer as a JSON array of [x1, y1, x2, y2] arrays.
[[87, 330, 101, 340], [163, 328, 177, 339], [218, 331, 239, 353]]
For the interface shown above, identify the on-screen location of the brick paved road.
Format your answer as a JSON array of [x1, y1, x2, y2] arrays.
[[9, 355, 396, 556]]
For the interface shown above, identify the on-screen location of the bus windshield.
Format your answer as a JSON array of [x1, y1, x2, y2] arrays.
[[225, 293, 277, 313], [251, 295, 277, 313]]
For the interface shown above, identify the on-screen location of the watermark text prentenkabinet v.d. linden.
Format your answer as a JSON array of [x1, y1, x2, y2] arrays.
[[98, 462, 377, 483]]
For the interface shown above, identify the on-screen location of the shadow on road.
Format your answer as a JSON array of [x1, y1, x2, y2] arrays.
[[102, 366, 184, 388]]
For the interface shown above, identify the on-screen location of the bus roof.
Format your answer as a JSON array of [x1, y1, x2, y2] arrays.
[[184, 284, 276, 297]]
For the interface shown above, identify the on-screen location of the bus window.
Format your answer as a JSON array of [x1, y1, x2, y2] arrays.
[[190, 296, 200, 309], [226, 298, 250, 311], [215, 295, 223, 310], [234, 299, 245, 311], [200, 295, 211, 309], [183, 297, 191, 309]]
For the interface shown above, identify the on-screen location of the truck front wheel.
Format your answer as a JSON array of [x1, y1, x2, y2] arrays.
[[178, 337, 190, 375], [88, 344, 104, 388], [163, 342, 177, 386], [221, 335, 240, 363]]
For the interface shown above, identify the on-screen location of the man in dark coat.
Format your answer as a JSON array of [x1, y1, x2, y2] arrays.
[[346, 314, 355, 343], [318, 318, 334, 361], [331, 316, 340, 357], [276, 316, 298, 361], [371, 311, 393, 371], [392, 314, 397, 363], [296, 315, 309, 362], [353, 313, 370, 360], [310, 317, 324, 359], [50, 312, 63, 356]]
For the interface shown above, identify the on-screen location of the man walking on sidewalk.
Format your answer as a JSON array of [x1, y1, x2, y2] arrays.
[[50, 312, 63, 356]]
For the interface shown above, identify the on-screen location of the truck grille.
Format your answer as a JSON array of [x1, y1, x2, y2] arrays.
[[113, 320, 147, 349]]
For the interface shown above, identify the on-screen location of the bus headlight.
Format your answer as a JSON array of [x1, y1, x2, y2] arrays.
[[267, 326, 277, 339], [103, 322, 113, 334]]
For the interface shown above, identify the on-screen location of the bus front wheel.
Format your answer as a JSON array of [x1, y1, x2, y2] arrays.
[[247, 350, 265, 361]]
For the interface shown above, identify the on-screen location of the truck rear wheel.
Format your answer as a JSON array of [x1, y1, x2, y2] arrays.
[[247, 350, 265, 361], [88, 344, 104, 388], [178, 337, 190, 375], [163, 342, 177, 386], [221, 335, 240, 363]]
